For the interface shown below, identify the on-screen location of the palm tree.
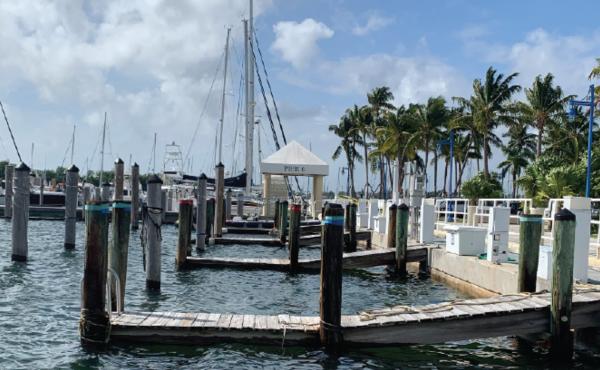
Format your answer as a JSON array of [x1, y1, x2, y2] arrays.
[[367, 87, 395, 197], [374, 107, 420, 195], [407, 96, 448, 195], [544, 107, 596, 162], [454, 67, 521, 177], [329, 114, 362, 197], [348, 104, 374, 197], [517, 73, 570, 158], [498, 121, 536, 197]]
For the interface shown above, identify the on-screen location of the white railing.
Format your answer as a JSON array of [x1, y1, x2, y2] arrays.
[[434, 198, 469, 229], [475, 198, 532, 238]]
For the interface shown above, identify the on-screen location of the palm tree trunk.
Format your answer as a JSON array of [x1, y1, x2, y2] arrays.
[[397, 149, 405, 197], [512, 169, 517, 198], [483, 134, 489, 177], [387, 158, 393, 194], [443, 159, 448, 196], [349, 161, 356, 198], [424, 143, 429, 196], [536, 123, 543, 158], [433, 150, 438, 196], [379, 154, 384, 198], [363, 132, 369, 196]]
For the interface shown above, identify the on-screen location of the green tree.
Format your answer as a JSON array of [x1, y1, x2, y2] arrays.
[[517, 73, 570, 158], [407, 96, 448, 194], [498, 121, 536, 197], [329, 114, 363, 197], [454, 66, 521, 177], [348, 104, 374, 197], [367, 86, 395, 197], [461, 171, 503, 205]]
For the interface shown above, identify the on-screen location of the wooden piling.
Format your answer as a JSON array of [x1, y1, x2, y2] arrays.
[[279, 200, 289, 244], [11, 162, 30, 262], [160, 189, 166, 223], [347, 203, 357, 252], [39, 171, 45, 206], [550, 208, 576, 360], [236, 192, 244, 218], [214, 163, 225, 237], [109, 200, 131, 309], [64, 165, 79, 249], [206, 198, 215, 241], [79, 201, 110, 346], [273, 199, 280, 231], [176, 199, 193, 269], [387, 204, 397, 249], [396, 204, 409, 276], [82, 185, 91, 221], [196, 174, 207, 251], [320, 203, 344, 351], [101, 182, 110, 202], [130, 163, 140, 230], [145, 175, 163, 290], [4, 163, 14, 219], [289, 203, 301, 271], [114, 158, 124, 200], [518, 214, 543, 292], [225, 188, 232, 220]]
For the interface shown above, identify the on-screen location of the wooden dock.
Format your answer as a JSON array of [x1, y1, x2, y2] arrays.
[[109, 289, 600, 346], [184, 246, 428, 272], [213, 230, 372, 247]]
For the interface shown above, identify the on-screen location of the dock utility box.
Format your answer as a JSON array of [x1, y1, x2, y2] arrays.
[[444, 225, 487, 256]]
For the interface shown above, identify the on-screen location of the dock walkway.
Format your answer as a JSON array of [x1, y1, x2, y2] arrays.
[[185, 246, 429, 271], [110, 289, 600, 346]]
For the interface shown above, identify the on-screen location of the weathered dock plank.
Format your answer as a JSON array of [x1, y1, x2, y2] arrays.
[[184, 247, 429, 272], [110, 291, 600, 346]]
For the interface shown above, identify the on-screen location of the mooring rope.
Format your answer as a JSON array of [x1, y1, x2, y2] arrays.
[[0, 99, 22, 162], [140, 204, 163, 271]]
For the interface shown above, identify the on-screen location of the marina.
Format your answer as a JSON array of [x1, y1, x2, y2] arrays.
[[2, 0, 600, 368]]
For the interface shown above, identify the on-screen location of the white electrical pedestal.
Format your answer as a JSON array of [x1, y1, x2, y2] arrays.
[[563, 196, 591, 283], [486, 207, 510, 264], [420, 198, 435, 243], [444, 225, 487, 256]]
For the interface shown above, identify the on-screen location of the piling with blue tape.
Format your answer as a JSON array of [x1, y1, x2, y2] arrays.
[[320, 203, 344, 352]]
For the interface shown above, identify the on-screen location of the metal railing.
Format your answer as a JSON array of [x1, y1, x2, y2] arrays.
[[433, 198, 469, 229]]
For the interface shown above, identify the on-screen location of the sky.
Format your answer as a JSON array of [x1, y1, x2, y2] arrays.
[[1, 0, 600, 194]]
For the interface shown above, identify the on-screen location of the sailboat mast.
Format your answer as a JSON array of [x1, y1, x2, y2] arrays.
[[218, 27, 231, 165], [244, 0, 255, 194], [99, 112, 106, 185], [70, 124, 75, 165]]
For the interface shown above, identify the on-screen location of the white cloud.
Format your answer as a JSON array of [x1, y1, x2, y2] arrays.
[[459, 27, 600, 96], [352, 13, 393, 36], [271, 18, 334, 69], [0, 0, 272, 171], [280, 54, 469, 106]]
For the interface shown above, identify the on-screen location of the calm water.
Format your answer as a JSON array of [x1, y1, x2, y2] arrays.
[[1, 220, 599, 369]]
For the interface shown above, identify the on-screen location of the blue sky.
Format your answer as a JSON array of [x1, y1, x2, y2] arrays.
[[0, 0, 599, 193]]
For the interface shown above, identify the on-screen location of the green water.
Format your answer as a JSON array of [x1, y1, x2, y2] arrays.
[[1, 220, 599, 369]]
